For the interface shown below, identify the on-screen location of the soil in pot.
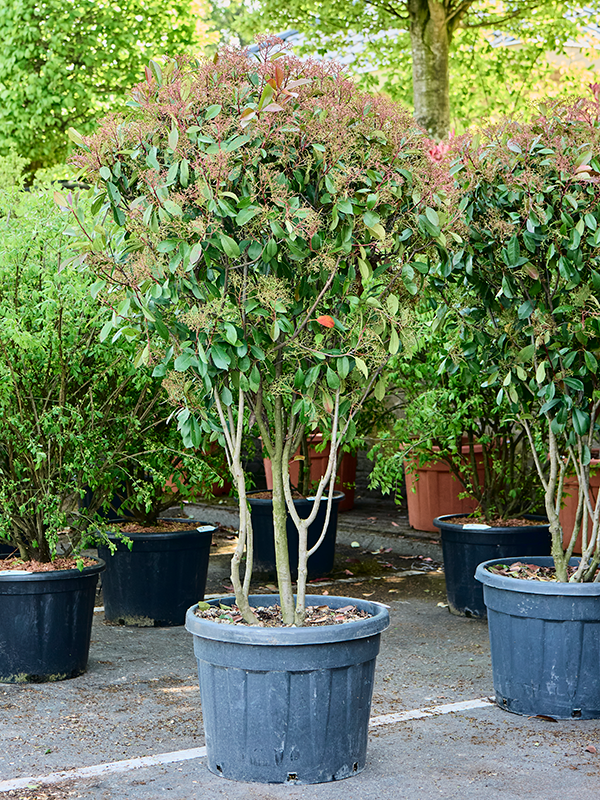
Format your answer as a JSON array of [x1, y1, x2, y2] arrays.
[[0, 557, 105, 683], [97, 518, 215, 627], [186, 594, 389, 784], [434, 514, 551, 618], [248, 491, 344, 578]]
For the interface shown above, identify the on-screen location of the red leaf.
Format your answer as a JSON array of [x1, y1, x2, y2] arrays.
[[316, 315, 335, 328]]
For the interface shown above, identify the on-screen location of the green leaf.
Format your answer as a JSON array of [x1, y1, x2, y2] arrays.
[[221, 386, 233, 406], [425, 207, 439, 227], [223, 323, 238, 345], [168, 125, 179, 150], [326, 366, 340, 390], [363, 210, 380, 229], [535, 361, 546, 384], [99, 166, 112, 181], [236, 206, 261, 226], [573, 408, 590, 435], [249, 364, 260, 392], [584, 350, 598, 372], [374, 378, 385, 401], [205, 104, 222, 120], [389, 326, 400, 355], [174, 352, 194, 371], [354, 356, 368, 378], [189, 242, 202, 265], [517, 344, 535, 362], [211, 344, 231, 370], [220, 234, 240, 259], [163, 200, 182, 217]]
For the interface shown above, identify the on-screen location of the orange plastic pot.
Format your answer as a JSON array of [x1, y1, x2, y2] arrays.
[[559, 460, 600, 554], [404, 445, 485, 532]]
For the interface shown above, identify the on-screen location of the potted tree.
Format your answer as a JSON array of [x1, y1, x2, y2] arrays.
[[93, 423, 219, 627], [447, 97, 600, 717], [0, 185, 167, 682], [369, 323, 550, 617], [68, 43, 451, 782]]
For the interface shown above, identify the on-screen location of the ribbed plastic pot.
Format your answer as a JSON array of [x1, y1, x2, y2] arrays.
[[0, 558, 105, 683], [476, 556, 600, 719], [433, 514, 550, 618], [97, 520, 215, 627], [248, 492, 344, 578], [185, 594, 389, 784]]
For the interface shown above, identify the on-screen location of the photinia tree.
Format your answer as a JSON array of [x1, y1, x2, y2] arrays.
[[64, 42, 454, 623], [442, 94, 600, 581]]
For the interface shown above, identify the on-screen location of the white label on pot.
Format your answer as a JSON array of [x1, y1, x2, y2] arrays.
[[462, 523, 491, 530], [196, 526, 215, 533], [0, 570, 30, 576]]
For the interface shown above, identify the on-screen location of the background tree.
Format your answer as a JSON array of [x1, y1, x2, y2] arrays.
[[0, 0, 212, 173], [206, 1, 600, 139]]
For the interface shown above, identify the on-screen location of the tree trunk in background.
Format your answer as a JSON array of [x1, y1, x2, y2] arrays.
[[408, 0, 451, 140]]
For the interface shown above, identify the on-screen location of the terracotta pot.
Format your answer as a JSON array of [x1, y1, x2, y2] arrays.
[[559, 460, 600, 554], [404, 444, 485, 532], [262, 433, 357, 511]]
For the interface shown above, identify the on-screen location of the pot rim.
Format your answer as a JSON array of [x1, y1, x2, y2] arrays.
[[103, 519, 217, 541], [433, 513, 549, 533], [185, 593, 389, 646], [475, 556, 600, 595], [0, 556, 106, 582]]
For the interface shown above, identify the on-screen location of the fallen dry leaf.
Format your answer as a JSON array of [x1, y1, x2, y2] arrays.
[[585, 745, 597, 754], [391, 521, 399, 527]]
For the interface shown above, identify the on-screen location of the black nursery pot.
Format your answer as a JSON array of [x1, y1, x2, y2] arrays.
[[248, 492, 344, 578], [186, 594, 390, 784], [97, 519, 215, 626], [0, 558, 105, 683], [433, 514, 551, 618], [476, 556, 600, 719]]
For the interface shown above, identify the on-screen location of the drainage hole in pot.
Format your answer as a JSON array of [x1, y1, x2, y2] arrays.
[[572, 709, 582, 718], [287, 773, 297, 782], [353, 762, 359, 772], [215, 764, 223, 774]]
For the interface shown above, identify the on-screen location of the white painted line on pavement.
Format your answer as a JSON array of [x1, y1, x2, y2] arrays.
[[0, 747, 208, 793], [0, 697, 494, 793], [369, 696, 494, 727]]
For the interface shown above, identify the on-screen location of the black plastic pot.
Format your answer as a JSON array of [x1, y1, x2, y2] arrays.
[[476, 556, 600, 719], [0, 558, 105, 683], [433, 514, 551, 618], [248, 492, 344, 578], [185, 594, 389, 784], [97, 519, 215, 626]]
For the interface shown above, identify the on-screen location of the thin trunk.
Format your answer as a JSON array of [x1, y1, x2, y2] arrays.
[[408, 0, 451, 140], [271, 362, 295, 624]]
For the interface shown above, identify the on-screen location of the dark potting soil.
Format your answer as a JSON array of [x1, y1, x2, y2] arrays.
[[449, 516, 546, 527], [486, 561, 599, 581], [194, 601, 371, 627], [117, 519, 198, 533], [0, 556, 98, 572]]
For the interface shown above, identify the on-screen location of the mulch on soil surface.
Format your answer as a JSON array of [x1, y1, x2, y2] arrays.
[[194, 601, 371, 626], [486, 561, 599, 581], [117, 518, 206, 533], [0, 557, 97, 573], [449, 516, 546, 527]]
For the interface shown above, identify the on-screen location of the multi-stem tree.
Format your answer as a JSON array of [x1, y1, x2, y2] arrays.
[[67, 44, 454, 623]]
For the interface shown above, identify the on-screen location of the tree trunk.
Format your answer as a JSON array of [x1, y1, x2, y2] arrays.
[[408, 0, 451, 140]]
